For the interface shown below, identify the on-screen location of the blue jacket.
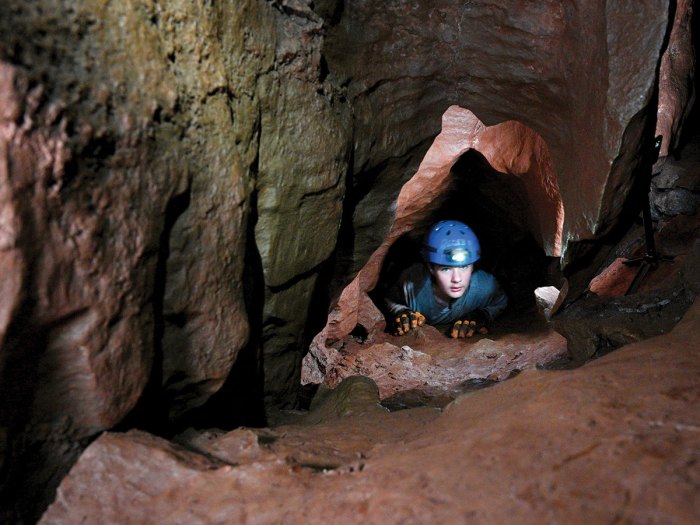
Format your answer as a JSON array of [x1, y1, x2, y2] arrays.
[[384, 264, 508, 325]]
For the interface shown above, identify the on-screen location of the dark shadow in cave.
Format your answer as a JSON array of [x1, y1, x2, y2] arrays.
[[673, 2, 700, 159], [171, 189, 268, 432], [296, 256, 339, 411], [115, 183, 192, 436], [0, 312, 52, 524], [326, 145, 361, 312], [183, 273, 265, 432], [448, 150, 558, 315]]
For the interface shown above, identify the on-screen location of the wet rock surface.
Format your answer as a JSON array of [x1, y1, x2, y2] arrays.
[[42, 300, 700, 524]]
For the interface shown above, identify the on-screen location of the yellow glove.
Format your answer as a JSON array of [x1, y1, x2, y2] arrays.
[[450, 310, 489, 338], [392, 310, 426, 336]]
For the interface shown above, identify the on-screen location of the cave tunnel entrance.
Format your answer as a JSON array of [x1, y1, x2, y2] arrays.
[[301, 108, 572, 412], [372, 148, 562, 339], [304, 98, 699, 415]]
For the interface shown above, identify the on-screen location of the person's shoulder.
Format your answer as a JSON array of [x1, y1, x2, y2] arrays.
[[471, 269, 498, 288], [401, 263, 428, 284]]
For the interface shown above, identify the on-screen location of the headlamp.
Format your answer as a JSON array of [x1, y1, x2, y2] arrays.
[[445, 248, 469, 263]]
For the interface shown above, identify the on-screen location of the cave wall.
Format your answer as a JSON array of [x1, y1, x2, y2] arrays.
[[0, 0, 695, 522], [0, 2, 251, 518], [325, 0, 674, 270], [657, 0, 696, 156], [0, 0, 349, 520], [254, 32, 351, 408], [303, 0, 691, 382]]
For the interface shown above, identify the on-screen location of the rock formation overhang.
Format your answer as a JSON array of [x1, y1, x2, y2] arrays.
[[325, 0, 674, 263]]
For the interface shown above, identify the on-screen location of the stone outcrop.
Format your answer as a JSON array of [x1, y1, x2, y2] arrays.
[[304, 325, 568, 410], [251, 3, 353, 409], [41, 299, 700, 524]]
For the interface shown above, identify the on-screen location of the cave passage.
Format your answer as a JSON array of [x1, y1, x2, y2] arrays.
[[306, 96, 698, 415], [374, 149, 561, 333], [360, 150, 565, 410]]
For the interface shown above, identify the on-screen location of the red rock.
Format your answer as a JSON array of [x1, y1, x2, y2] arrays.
[[589, 257, 638, 297], [3, 1, 697, 522], [327, 0, 678, 257], [0, 10, 253, 512], [391, 107, 562, 258], [42, 300, 700, 524], [656, 0, 695, 156], [0, 65, 155, 434], [315, 325, 568, 408]]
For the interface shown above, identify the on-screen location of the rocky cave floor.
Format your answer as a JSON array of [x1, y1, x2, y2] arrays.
[[40, 145, 700, 523]]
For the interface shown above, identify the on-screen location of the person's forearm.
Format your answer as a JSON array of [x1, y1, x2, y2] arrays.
[[384, 296, 410, 316], [483, 290, 508, 320]]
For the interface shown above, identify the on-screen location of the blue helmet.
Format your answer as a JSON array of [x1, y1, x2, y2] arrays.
[[422, 220, 480, 266]]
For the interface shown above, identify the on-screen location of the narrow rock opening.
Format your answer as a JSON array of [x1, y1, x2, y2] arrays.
[[301, 106, 569, 410], [372, 148, 562, 337]]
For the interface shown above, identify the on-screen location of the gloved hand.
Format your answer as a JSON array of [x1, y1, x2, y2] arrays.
[[450, 310, 490, 338], [392, 310, 426, 336]]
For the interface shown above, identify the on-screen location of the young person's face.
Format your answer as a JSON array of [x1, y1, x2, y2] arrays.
[[430, 264, 473, 301]]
